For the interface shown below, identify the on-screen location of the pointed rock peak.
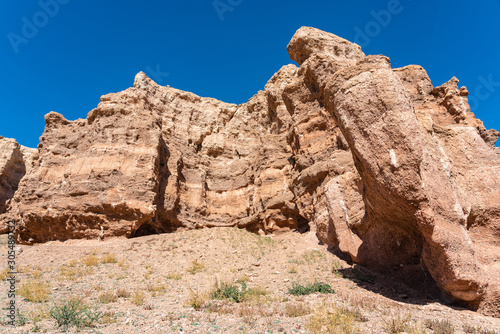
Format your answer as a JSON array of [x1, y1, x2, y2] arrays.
[[287, 26, 365, 66], [134, 71, 157, 90]]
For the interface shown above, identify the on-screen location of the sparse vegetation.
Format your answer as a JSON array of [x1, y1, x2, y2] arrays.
[[28, 305, 51, 323], [288, 282, 334, 296], [98, 290, 118, 304], [59, 264, 93, 281], [100, 253, 118, 264], [188, 289, 209, 310], [382, 313, 423, 334], [131, 289, 146, 306], [81, 254, 99, 267], [0, 267, 10, 280], [166, 272, 182, 280], [212, 282, 267, 303], [306, 304, 357, 334], [50, 298, 102, 330], [187, 259, 205, 274], [3, 226, 496, 333], [17, 279, 50, 302], [147, 283, 166, 297], [118, 259, 129, 269], [424, 318, 455, 334], [116, 288, 131, 298], [463, 324, 498, 334], [284, 302, 311, 317]]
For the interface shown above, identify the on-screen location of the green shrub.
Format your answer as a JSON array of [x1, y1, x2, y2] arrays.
[[288, 282, 334, 295], [213, 282, 246, 302], [50, 298, 102, 330], [212, 282, 267, 303]]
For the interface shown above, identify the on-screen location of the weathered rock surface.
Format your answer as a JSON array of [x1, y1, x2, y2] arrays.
[[0, 136, 37, 233], [3, 26, 499, 316]]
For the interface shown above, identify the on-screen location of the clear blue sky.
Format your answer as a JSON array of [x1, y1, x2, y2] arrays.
[[1, 0, 499, 148]]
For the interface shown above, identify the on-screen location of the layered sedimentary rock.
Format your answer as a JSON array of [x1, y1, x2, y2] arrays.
[[4, 27, 500, 315], [0, 137, 37, 233]]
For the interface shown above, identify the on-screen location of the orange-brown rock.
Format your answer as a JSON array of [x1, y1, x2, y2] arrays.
[[3, 26, 499, 316]]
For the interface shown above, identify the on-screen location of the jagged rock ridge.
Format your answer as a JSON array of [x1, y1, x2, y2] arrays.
[[1, 27, 499, 316]]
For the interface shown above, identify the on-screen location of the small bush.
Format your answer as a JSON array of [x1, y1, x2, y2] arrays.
[[50, 298, 102, 330], [0, 267, 10, 281], [99, 311, 117, 325], [115, 288, 130, 298], [338, 306, 368, 322], [17, 280, 50, 303], [383, 313, 414, 334], [130, 290, 146, 306], [463, 324, 497, 334], [212, 282, 266, 303], [118, 259, 129, 269], [213, 283, 245, 303], [188, 290, 209, 310], [81, 255, 99, 267], [307, 304, 356, 334], [288, 282, 334, 296], [100, 253, 117, 264], [147, 284, 166, 297], [284, 302, 311, 317], [59, 265, 93, 281], [424, 318, 454, 334], [166, 272, 182, 280], [187, 259, 205, 274], [98, 291, 118, 304]]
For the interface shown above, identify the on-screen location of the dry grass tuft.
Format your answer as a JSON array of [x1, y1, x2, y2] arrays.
[[306, 303, 356, 334], [115, 288, 130, 298], [284, 302, 311, 317], [100, 253, 118, 264], [383, 313, 424, 334], [130, 289, 146, 306], [187, 259, 205, 274], [147, 284, 166, 297], [424, 318, 455, 334], [98, 290, 118, 304], [166, 272, 182, 280], [17, 279, 50, 303], [81, 255, 99, 267], [187, 289, 209, 310]]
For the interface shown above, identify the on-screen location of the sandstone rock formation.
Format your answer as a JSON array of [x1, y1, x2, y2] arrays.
[[0, 136, 37, 233], [2, 27, 499, 316]]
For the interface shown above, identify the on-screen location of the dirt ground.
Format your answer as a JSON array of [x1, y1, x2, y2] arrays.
[[0, 227, 499, 333]]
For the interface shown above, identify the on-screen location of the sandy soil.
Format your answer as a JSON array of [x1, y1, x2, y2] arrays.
[[0, 227, 499, 333]]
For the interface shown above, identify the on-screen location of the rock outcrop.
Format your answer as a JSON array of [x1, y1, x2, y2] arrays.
[[0, 136, 37, 233], [2, 27, 499, 316]]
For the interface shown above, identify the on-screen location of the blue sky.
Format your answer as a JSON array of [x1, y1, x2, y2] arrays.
[[1, 0, 499, 148]]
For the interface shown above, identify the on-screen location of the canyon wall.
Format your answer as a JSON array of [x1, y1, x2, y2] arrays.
[[2, 27, 499, 316]]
